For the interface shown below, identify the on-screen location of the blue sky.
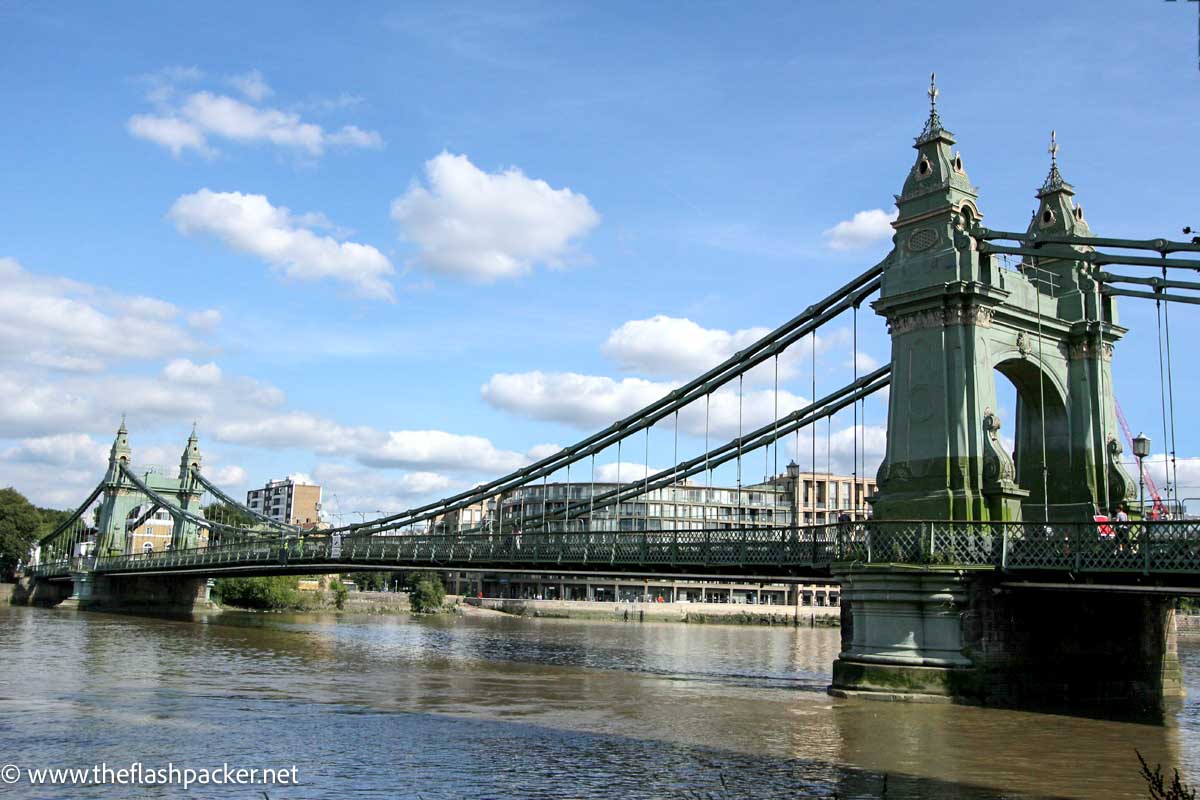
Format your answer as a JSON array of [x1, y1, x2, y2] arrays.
[[1, 1, 1197, 517]]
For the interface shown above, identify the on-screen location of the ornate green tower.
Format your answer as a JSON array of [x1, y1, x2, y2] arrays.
[[870, 78, 1135, 522]]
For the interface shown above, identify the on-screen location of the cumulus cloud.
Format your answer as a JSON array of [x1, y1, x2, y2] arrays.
[[213, 412, 543, 475], [603, 316, 769, 378], [480, 369, 808, 440], [0, 258, 209, 373], [601, 315, 846, 383], [2, 434, 107, 468], [823, 209, 897, 251], [187, 309, 222, 330], [210, 464, 248, 486], [227, 69, 272, 102], [128, 71, 382, 158], [169, 189, 396, 300], [312, 463, 459, 521], [391, 152, 599, 281], [163, 358, 222, 385]]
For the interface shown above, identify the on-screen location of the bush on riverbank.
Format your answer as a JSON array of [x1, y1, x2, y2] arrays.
[[213, 576, 316, 611], [407, 573, 446, 613]]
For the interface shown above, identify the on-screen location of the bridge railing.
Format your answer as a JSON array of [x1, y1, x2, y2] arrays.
[[86, 519, 1200, 576]]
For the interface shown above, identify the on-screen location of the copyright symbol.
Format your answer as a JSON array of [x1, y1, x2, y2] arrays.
[[1, 764, 19, 784]]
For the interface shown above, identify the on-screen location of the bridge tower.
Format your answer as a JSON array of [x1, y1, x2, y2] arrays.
[[832, 79, 1171, 713], [870, 77, 1136, 523], [95, 418, 143, 556], [171, 424, 205, 550], [92, 422, 209, 556]]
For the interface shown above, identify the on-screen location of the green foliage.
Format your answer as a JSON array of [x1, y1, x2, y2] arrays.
[[213, 575, 304, 610], [329, 577, 348, 610], [203, 502, 257, 528], [0, 488, 42, 578], [35, 507, 73, 540], [407, 573, 446, 614], [347, 571, 395, 592]]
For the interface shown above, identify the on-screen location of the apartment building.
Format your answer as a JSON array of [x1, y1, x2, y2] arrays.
[[246, 477, 323, 528]]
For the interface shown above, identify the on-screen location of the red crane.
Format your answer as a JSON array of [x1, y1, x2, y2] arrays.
[[1115, 400, 1166, 518]]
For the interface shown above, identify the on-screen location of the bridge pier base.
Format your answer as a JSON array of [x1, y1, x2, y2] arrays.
[[830, 566, 1185, 717], [81, 574, 219, 614]]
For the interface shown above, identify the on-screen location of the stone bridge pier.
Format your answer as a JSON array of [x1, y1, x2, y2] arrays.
[[830, 566, 1184, 717], [28, 573, 218, 614]]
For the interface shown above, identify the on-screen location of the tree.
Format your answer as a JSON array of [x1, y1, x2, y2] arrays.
[[407, 573, 446, 613], [0, 488, 41, 579], [328, 577, 348, 610], [202, 502, 257, 528], [347, 571, 395, 592], [35, 507, 73, 540], [213, 575, 302, 610]]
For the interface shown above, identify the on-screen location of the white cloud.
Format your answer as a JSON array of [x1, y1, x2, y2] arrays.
[[0, 258, 208, 373], [823, 209, 897, 251], [128, 72, 382, 158], [312, 463, 459, 520], [187, 309, 222, 330], [481, 371, 669, 429], [163, 358, 222, 385], [527, 443, 563, 460], [213, 412, 539, 474], [601, 314, 850, 385], [595, 462, 661, 483], [480, 369, 808, 440], [391, 152, 599, 281], [169, 189, 396, 300], [847, 351, 881, 372], [127, 114, 213, 157], [2, 434, 106, 468], [227, 69, 272, 102], [211, 464, 248, 486], [603, 316, 768, 378], [362, 430, 528, 473]]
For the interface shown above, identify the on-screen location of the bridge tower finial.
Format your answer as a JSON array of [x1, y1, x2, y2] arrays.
[[109, 417, 131, 470], [179, 422, 203, 479], [1028, 129, 1091, 240]]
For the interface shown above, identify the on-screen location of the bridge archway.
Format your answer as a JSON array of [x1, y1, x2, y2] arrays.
[[993, 356, 1070, 517]]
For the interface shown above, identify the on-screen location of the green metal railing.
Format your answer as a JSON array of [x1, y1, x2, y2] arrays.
[[71, 519, 1200, 578]]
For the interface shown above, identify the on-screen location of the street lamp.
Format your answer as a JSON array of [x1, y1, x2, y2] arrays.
[[1133, 432, 1151, 518]]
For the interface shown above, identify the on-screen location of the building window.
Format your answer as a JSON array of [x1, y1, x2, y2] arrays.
[[142, 542, 154, 554]]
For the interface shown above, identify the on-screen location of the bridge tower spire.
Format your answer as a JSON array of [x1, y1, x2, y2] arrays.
[[172, 424, 205, 550], [870, 87, 1135, 522], [107, 415, 131, 478]]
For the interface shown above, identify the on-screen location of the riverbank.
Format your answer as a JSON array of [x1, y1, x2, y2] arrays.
[[467, 597, 840, 626]]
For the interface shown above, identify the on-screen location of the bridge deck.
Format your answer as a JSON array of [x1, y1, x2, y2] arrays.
[[27, 521, 1200, 587]]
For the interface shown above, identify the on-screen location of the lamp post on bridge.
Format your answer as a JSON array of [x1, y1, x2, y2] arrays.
[[1133, 432, 1150, 518]]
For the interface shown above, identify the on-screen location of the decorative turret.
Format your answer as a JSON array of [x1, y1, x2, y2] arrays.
[[178, 422, 203, 479], [894, 73, 980, 230], [1025, 131, 1092, 241], [108, 415, 131, 470]]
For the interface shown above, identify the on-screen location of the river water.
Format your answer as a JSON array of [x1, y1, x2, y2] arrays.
[[1, 605, 1198, 799]]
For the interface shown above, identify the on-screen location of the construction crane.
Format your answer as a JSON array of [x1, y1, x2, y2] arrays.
[[1115, 400, 1167, 518]]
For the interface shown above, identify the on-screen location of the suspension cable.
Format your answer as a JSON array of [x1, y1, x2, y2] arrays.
[[1096, 281, 1112, 513], [1162, 258, 1181, 514], [811, 330, 817, 512], [737, 371, 744, 528], [1157, 288, 1171, 511], [643, 424, 650, 532], [853, 303, 858, 520], [773, 354, 779, 525], [529, 370, 890, 529], [1034, 258, 1050, 521]]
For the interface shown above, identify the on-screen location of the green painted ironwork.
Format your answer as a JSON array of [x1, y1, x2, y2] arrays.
[[66, 519, 1200, 580]]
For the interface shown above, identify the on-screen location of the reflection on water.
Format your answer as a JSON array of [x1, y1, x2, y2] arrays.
[[0, 605, 1198, 798]]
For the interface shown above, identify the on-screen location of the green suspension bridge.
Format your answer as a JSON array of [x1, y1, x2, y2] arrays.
[[22, 77, 1200, 711]]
